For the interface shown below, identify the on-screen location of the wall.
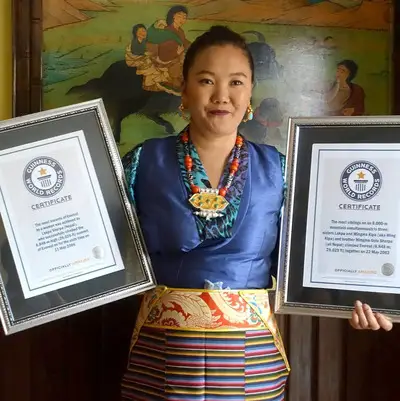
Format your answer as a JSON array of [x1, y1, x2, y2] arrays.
[[0, 0, 12, 120]]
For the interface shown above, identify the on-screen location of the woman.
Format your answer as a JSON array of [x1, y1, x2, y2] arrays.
[[325, 59, 365, 116], [130, 24, 148, 56], [120, 26, 392, 401], [125, 23, 172, 94], [144, 5, 191, 93], [155, 5, 191, 62]]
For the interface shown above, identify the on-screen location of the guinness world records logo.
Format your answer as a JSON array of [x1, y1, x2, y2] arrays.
[[340, 160, 382, 202], [24, 157, 65, 198]]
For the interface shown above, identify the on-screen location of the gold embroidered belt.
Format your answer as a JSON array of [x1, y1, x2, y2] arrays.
[[130, 285, 290, 371]]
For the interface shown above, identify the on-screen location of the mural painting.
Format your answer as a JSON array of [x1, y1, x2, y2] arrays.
[[42, 0, 392, 156]]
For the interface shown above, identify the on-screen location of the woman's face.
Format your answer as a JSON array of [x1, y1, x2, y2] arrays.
[[336, 64, 350, 83], [182, 45, 253, 138], [173, 12, 187, 27], [136, 27, 147, 41]]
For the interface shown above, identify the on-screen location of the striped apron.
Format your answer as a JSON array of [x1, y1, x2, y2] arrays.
[[121, 286, 290, 400]]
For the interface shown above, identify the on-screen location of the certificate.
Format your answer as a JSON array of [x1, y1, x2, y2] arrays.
[[0, 99, 155, 335], [0, 130, 124, 298], [275, 116, 400, 322], [303, 143, 400, 294]]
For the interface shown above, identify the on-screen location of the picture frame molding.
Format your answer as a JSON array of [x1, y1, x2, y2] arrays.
[[276, 114, 400, 322], [0, 98, 156, 335]]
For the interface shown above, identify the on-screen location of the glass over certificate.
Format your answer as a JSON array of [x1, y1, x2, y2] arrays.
[[303, 143, 400, 294], [0, 130, 125, 298]]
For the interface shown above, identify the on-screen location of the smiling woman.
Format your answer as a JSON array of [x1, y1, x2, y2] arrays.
[[118, 25, 392, 401], [120, 25, 291, 401]]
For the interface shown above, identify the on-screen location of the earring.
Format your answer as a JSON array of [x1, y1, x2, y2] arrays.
[[179, 103, 190, 121], [242, 104, 254, 123]]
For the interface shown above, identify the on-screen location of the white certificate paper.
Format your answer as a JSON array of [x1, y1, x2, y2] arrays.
[[0, 130, 124, 298], [303, 143, 400, 294]]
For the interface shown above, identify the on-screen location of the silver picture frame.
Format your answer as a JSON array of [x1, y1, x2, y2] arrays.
[[0, 98, 156, 335], [275, 115, 400, 322]]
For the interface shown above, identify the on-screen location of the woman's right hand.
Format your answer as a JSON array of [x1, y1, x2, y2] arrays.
[[349, 300, 393, 331]]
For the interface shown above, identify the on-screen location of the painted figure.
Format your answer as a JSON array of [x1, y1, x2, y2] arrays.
[[325, 59, 365, 116], [145, 5, 191, 92]]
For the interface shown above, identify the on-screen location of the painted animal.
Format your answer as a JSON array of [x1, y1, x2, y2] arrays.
[[240, 97, 284, 145], [242, 31, 284, 82]]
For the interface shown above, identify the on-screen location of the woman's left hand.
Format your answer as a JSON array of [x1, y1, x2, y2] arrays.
[[349, 300, 393, 331]]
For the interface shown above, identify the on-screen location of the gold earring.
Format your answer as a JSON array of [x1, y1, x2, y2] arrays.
[[242, 104, 254, 123], [179, 103, 190, 121]]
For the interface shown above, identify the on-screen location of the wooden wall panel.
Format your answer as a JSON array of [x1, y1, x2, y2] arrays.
[[317, 318, 345, 401], [12, 0, 31, 115], [0, 330, 31, 401], [287, 316, 316, 401]]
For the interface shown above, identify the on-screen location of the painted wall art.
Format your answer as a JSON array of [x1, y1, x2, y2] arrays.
[[42, 0, 392, 156]]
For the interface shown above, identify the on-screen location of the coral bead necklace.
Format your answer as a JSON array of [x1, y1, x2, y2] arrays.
[[181, 131, 243, 220]]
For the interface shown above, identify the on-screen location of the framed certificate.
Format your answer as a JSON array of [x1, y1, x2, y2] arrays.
[[0, 99, 156, 335], [275, 116, 400, 322]]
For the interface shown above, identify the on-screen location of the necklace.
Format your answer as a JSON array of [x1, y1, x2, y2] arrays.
[[181, 131, 243, 220]]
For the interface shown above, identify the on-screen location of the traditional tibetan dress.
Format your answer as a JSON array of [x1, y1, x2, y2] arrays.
[[120, 131, 290, 400]]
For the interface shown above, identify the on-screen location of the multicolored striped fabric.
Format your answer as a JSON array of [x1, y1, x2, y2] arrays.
[[121, 326, 289, 400], [121, 287, 289, 400]]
